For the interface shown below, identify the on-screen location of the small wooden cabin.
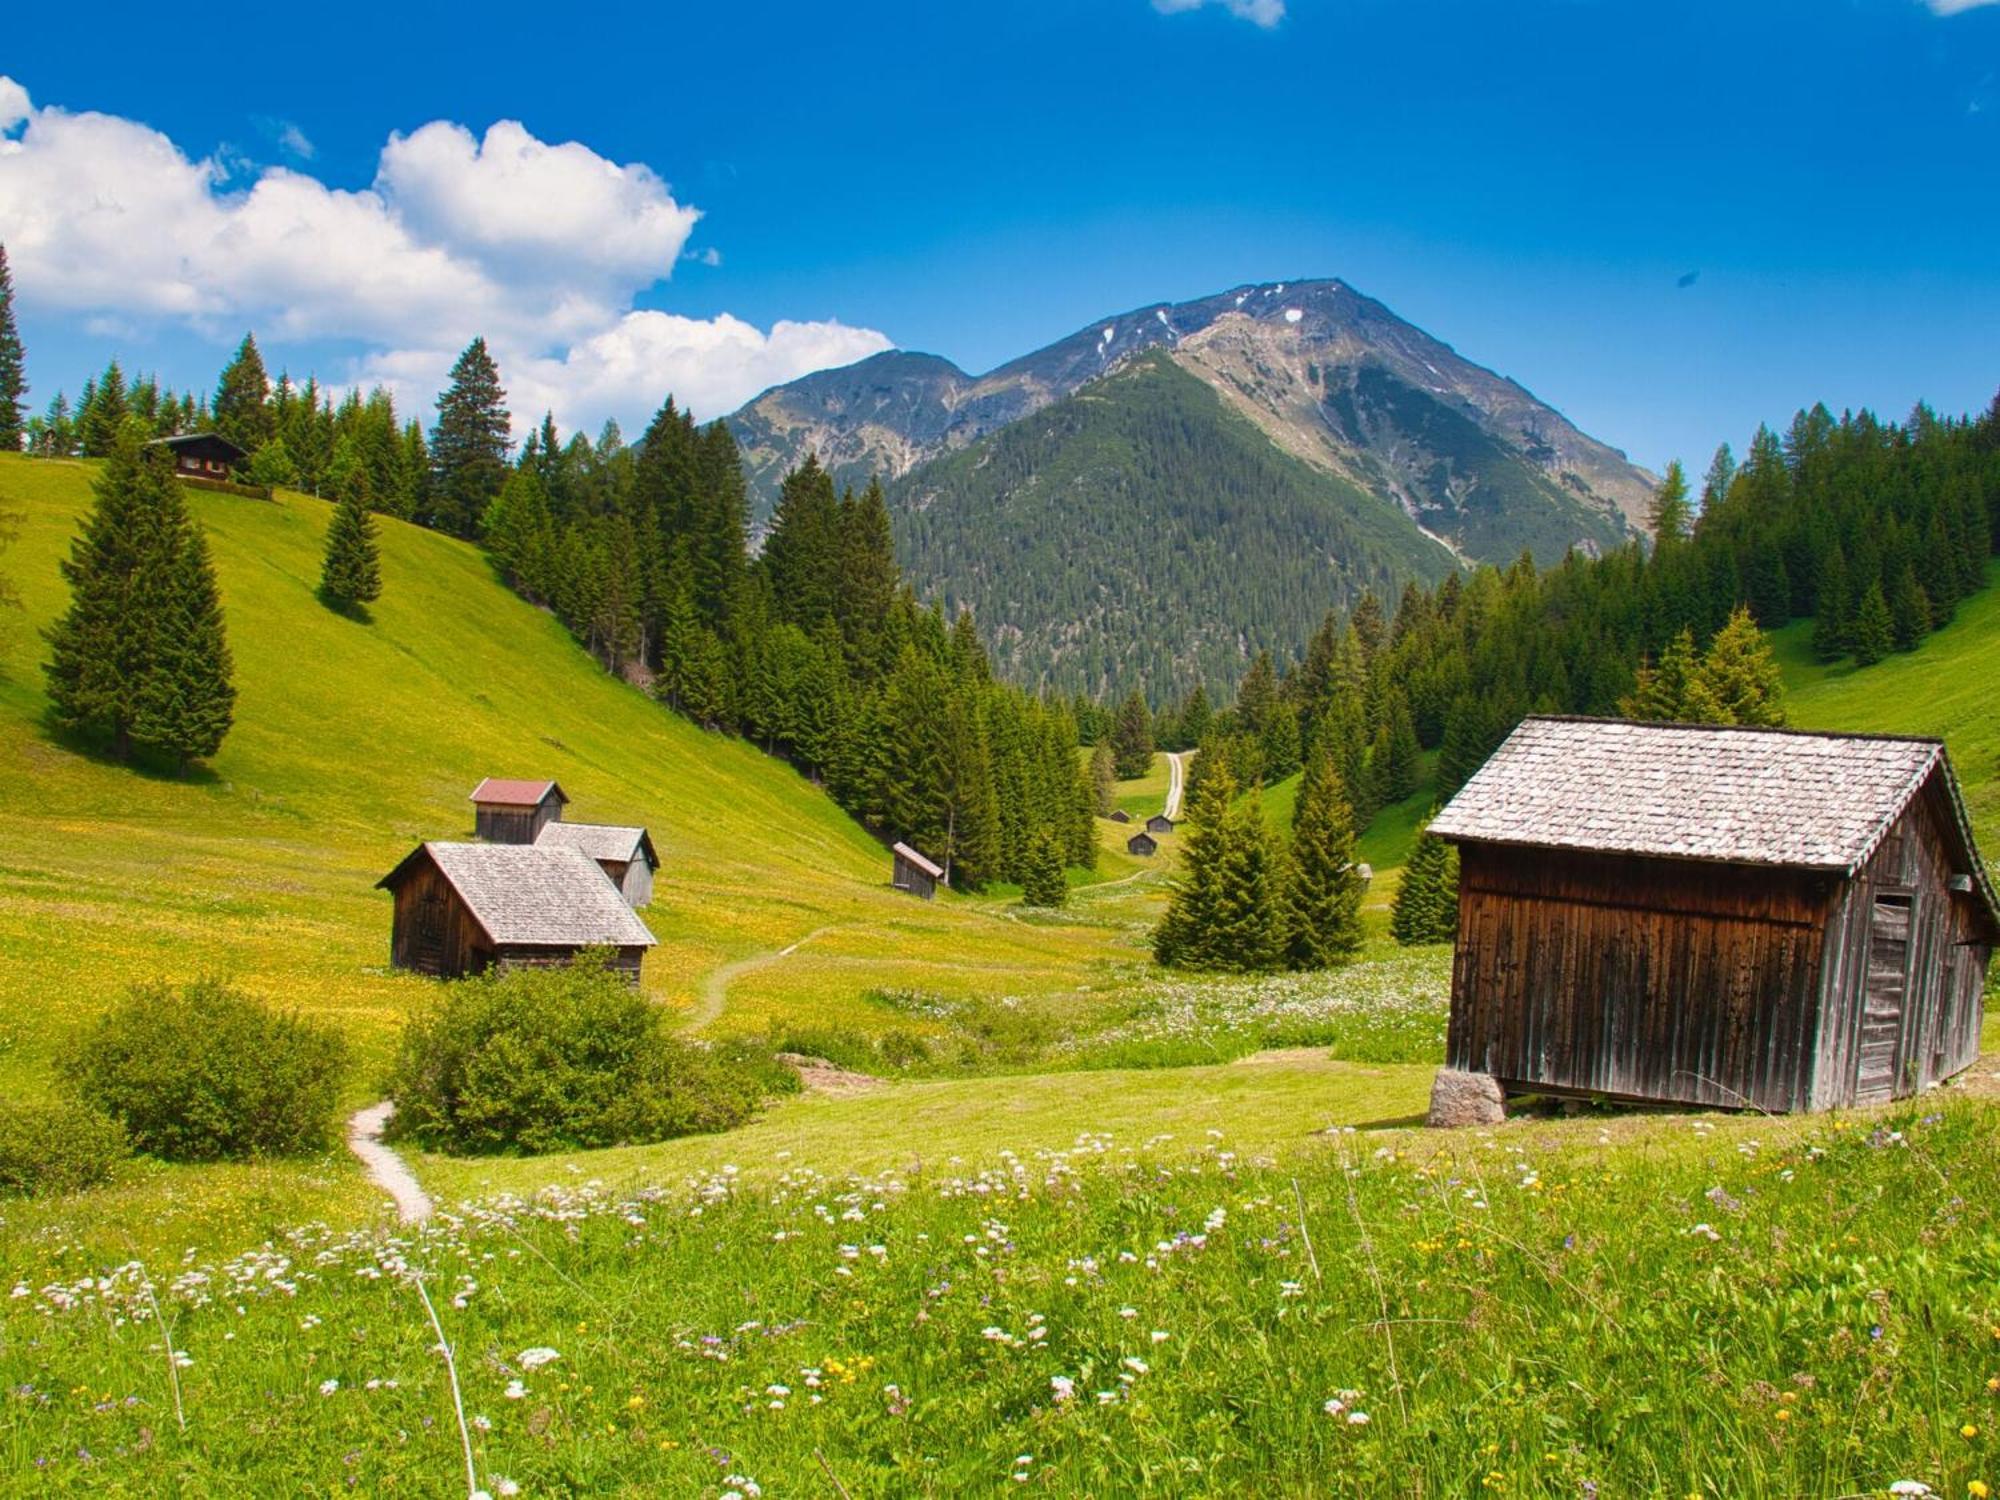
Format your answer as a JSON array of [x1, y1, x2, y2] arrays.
[[1109, 810, 1132, 825], [1126, 831, 1158, 857], [469, 778, 569, 844], [1430, 718, 1998, 1113], [148, 432, 245, 480], [536, 822, 659, 907], [892, 842, 945, 900], [1146, 814, 1176, 836], [376, 842, 656, 981]]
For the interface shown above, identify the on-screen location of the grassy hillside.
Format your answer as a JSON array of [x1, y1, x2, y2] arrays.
[[0, 457, 1155, 1106], [1777, 560, 2000, 851]]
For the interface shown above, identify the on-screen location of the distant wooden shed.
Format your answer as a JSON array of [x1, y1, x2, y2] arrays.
[[376, 841, 656, 981], [1109, 809, 1131, 824], [536, 822, 659, 907], [1126, 831, 1158, 857], [1430, 717, 1998, 1113], [148, 432, 244, 480], [470, 778, 569, 844], [892, 842, 945, 900], [1146, 814, 1175, 836]]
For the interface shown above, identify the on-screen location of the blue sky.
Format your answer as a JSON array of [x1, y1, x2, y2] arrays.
[[3, 0, 1997, 470]]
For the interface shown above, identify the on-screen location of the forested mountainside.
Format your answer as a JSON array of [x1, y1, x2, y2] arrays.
[[891, 352, 1456, 697], [728, 277, 1653, 697]]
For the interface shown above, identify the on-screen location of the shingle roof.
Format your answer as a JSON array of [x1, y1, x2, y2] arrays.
[[469, 777, 568, 808], [892, 842, 945, 879], [536, 821, 659, 869], [378, 843, 655, 948], [1430, 717, 1956, 875]]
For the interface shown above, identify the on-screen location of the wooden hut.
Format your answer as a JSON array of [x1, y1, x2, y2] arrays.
[[1429, 718, 1998, 1113], [376, 842, 656, 981], [1126, 831, 1158, 857], [891, 842, 945, 900], [148, 432, 245, 480], [1109, 809, 1132, 825], [1146, 814, 1175, 836], [469, 778, 569, 844], [536, 822, 659, 907]]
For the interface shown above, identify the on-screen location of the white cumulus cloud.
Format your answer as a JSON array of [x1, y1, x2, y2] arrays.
[[0, 77, 889, 430], [1152, 0, 1285, 28], [1926, 0, 1999, 12]]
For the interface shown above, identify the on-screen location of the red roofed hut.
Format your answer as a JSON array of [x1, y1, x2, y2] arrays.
[[469, 778, 568, 844]]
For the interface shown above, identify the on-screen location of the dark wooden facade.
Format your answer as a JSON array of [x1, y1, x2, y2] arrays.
[[892, 842, 943, 900], [1126, 831, 1158, 857], [1445, 780, 1993, 1112], [472, 781, 568, 844], [380, 852, 645, 981], [150, 432, 244, 478], [1146, 814, 1175, 836], [1109, 810, 1131, 824]]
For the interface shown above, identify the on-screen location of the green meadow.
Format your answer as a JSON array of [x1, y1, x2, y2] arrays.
[[2, 457, 1999, 1495]]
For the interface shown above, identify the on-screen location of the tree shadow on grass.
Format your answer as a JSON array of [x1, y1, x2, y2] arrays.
[[38, 716, 223, 785], [316, 589, 374, 625]]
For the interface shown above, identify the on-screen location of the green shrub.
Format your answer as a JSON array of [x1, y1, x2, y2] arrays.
[[0, 1098, 129, 1197], [64, 979, 348, 1161], [386, 956, 775, 1156]]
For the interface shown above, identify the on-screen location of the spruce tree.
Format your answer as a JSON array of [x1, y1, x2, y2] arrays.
[[1391, 817, 1460, 946], [1694, 606, 1784, 726], [1179, 683, 1213, 745], [1374, 693, 1422, 804], [1260, 701, 1302, 782], [429, 337, 511, 538], [1089, 740, 1117, 816], [1282, 743, 1365, 969], [212, 334, 274, 461], [1109, 687, 1155, 779], [1153, 760, 1236, 968], [1648, 459, 1693, 546], [1208, 795, 1285, 973], [77, 362, 129, 458], [1888, 563, 1931, 651], [1851, 579, 1893, 667], [319, 469, 383, 614], [0, 243, 26, 451], [46, 432, 234, 767], [1020, 828, 1068, 908]]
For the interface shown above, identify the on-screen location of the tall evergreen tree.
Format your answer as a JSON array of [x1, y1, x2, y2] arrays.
[[1694, 606, 1785, 726], [1850, 579, 1894, 667], [212, 334, 274, 461], [429, 338, 511, 538], [1020, 827, 1068, 909], [76, 362, 128, 458], [1089, 740, 1117, 816], [1648, 458, 1693, 546], [1282, 744, 1365, 969], [0, 244, 26, 451], [45, 433, 234, 767], [1109, 687, 1155, 779], [1391, 815, 1460, 946], [319, 468, 383, 614]]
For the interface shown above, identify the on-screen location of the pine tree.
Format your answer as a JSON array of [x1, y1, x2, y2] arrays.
[[1811, 546, 1850, 663], [1695, 606, 1784, 726], [1179, 684, 1213, 746], [1153, 760, 1235, 968], [1374, 693, 1422, 804], [429, 338, 511, 538], [1020, 828, 1068, 908], [1648, 459, 1693, 546], [1851, 579, 1893, 667], [212, 334, 274, 461], [1888, 562, 1931, 651], [1391, 816, 1460, 946], [1089, 740, 1117, 816], [1110, 687, 1155, 779], [45, 433, 233, 767], [1699, 443, 1736, 518], [1621, 628, 1711, 721], [77, 363, 128, 457], [1260, 700, 1301, 781], [1208, 795, 1284, 973], [0, 243, 26, 451], [319, 468, 383, 614], [245, 436, 299, 490], [1282, 744, 1365, 969]]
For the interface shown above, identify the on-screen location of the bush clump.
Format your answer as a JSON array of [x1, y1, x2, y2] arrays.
[[385, 956, 774, 1156], [0, 1098, 129, 1197], [64, 978, 349, 1162]]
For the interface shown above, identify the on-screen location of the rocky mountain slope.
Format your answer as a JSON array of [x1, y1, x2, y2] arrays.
[[728, 278, 1655, 567]]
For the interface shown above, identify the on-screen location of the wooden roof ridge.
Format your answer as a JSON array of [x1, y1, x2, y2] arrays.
[[376, 841, 655, 948], [1430, 717, 1995, 916], [892, 841, 945, 879], [468, 777, 570, 807], [1522, 712, 1947, 749], [536, 821, 660, 870]]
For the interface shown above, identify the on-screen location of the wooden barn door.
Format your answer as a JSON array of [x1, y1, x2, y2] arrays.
[[415, 887, 449, 973], [1857, 893, 1912, 1103]]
